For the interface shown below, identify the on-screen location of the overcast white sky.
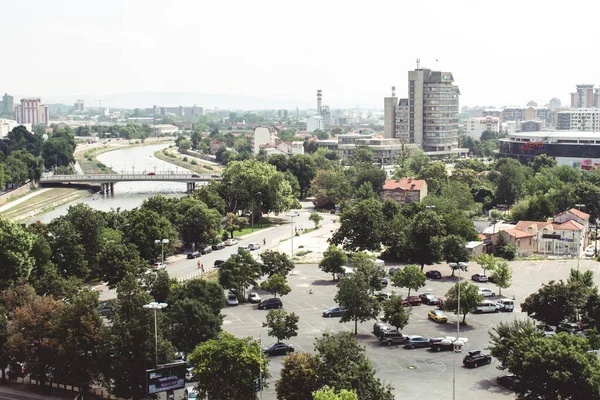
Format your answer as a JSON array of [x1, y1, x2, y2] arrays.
[[1, 0, 597, 109]]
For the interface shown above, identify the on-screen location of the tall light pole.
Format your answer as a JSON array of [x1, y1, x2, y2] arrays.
[[450, 261, 467, 400], [143, 302, 168, 368], [286, 213, 297, 261], [575, 204, 585, 271], [154, 239, 169, 265]]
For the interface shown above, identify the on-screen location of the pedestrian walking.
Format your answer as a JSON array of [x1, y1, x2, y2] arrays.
[[263, 238, 266, 245], [197, 260, 201, 269], [201, 263, 205, 273]]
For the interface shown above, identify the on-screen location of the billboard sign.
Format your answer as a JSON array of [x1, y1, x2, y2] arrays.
[[146, 362, 187, 395]]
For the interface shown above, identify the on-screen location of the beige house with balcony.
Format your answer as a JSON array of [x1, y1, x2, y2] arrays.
[[381, 178, 427, 205]]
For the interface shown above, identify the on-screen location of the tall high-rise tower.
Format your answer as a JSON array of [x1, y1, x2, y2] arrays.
[[408, 67, 460, 152], [317, 90, 322, 116], [383, 86, 397, 138]]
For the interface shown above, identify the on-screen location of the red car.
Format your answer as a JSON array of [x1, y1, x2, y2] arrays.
[[147, 172, 156, 176], [402, 296, 422, 306]]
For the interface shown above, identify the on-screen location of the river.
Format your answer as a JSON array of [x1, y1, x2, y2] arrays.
[[28, 143, 191, 224]]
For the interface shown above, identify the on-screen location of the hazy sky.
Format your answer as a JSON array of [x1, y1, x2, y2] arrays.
[[1, 0, 598, 109]]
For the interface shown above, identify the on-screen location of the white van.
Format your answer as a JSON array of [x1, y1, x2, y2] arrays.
[[496, 299, 515, 312], [475, 300, 501, 314]]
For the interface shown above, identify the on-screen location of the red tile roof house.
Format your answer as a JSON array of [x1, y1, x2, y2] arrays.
[[486, 208, 590, 257], [381, 178, 428, 205]]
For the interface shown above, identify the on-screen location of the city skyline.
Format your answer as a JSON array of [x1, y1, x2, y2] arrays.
[[2, 0, 598, 109]]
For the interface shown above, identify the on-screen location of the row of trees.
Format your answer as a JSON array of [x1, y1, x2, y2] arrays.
[[0, 125, 76, 189]]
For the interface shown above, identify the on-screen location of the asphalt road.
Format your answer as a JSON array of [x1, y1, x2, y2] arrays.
[[221, 257, 600, 400]]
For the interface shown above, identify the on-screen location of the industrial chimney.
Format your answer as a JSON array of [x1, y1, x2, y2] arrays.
[[317, 90, 322, 116]]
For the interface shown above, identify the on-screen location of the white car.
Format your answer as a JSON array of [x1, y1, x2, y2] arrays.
[[586, 246, 595, 257], [152, 263, 166, 271], [287, 210, 300, 216], [248, 243, 261, 251], [225, 238, 238, 246], [184, 386, 198, 399], [248, 292, 261, 303], [226, 293, 239, 306], [185, 366, 194, 381], [475, 300, 502, 313], [478, 288, 496, 297]]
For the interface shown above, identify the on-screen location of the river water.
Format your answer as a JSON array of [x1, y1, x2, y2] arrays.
[[28, 143, 190, 224]]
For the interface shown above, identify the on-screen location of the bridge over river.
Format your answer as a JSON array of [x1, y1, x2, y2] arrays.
[[40, 173, 222, 193]]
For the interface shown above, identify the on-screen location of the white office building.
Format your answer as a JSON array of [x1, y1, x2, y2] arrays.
[[464, 116, 500, 140], [306, 116, 324, 133]]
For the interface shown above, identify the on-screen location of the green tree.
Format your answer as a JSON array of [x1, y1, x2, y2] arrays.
[[260, 251, 295, 277], [313, 386, 358, 400], [353, 181, 378, 202], [178, 138, 192, 152], [352, 146, 374, 165], [529, 154, 557, 173], [417, 161, 448, 195], [188, 333, 270, 400], [352, 252, 385, 294], [260, 273, 291, 298], [488, 319, 600, 400], [122, 209, 178, 262], [443, 281, 483, 324], [218, 251, 262, 298], [495, 158, 526, 207], [391, 265, 426, 296], [287, 154, 318, 198], [521, 280, 580, 326], [319, 245, 348, 281], [263, 309, 299, 343], [97, 232, 148, 288], [475, 253, 496, 274], [224, 212, 248, 239], [148, 270, 175, 303], [180, 203, 222, 247], [193, 183, 226, 216], [309, 212, 324, 229], [335, 273, 380, 334], [276, 353, 321, 400], [330, 199, 383, 252], [381, 296, 410, 332], [0, 218, 34, 290], [102, 274, 173, 400], [489, 258, 512, 295], [314, 332, 394, 400], [7, 294, 62, 387], [0, 306, 8, 381], [353, 165, 387, 196], [54, 289, 105, 395], [405, 210, 446, 270], [312, 169, 352, 210]]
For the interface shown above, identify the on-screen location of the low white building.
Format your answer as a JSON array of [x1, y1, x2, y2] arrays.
[[501, 121, 517, 134], [464, 116, 499, 140], [306, 116, 324, 133], [253, 126, 275, 154], [0, 119, 31, 137]]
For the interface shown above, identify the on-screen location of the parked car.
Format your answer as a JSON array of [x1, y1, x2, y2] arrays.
[[403, 335, 430, 349], [248, 243, 261, 251], [428, 309, 448, 323], [289, 210, 300, 216], [226, 293, 239, 306], [152, 262, 166, 271], [429, 336, 467, 352], [586, 246, 595, 257], [556, 322, 582, 334], [187, 251, 201, 259], [537, 324, 556, 337], [147, 172, 156, 176], [214, 259, 225, 268], [7, 361, 25, 379], [381, 278, 389, 287], [425, 270, 442, 279], [373, 292, 393, 302], [184, 386, 199, 399], [258, 298, 283, 310], [263, 342, 294, 356], [185, 366, 194, 381], [496, 299, 515, 312], [402, 296, 422, 306], [388, 267, 400, 275], [475, 300, 502, 314], [201, 246, 212, 255], [373, 322, 395, 336], [419, 293, 439, 305], [379, 331, 406, 346], [471, 273, 488, 282], [225, 239, 238, 246], [322, 306, 345, 317], [463, 350, 492, 368], [478, 288, 496, 297], [496, 375, 523, 391], [238, 245, 250, 252], [437, 297, 446, 309], [212, 242, 225, 250], [248, 292, 261, 303]]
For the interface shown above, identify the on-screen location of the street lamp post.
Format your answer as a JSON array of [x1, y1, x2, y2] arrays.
[[154, 239, 169, 265], [285, 213, 297, 261], [450, 262, 467, 400], [575, 204, 585, 271], [142, 302, 168, 368]]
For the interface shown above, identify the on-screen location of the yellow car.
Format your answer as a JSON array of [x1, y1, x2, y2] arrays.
[[428, 309, 448, 323]]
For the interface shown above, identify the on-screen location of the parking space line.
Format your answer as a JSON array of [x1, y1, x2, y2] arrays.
[[517, 261, 526, 270], [303, 320, 321, 332], [248, 314, 262, 326], [537, 261, 546, 271], [225, 313, 242, 322], [557, 260, 565, 272]]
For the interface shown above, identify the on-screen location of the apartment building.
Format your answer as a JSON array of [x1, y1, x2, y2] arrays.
[[570, 84, 600, 108], [556, 109, 600, 131], [463, 116, 499, 140], [14, 98, 49, 125], [382, 178, 428, 205]]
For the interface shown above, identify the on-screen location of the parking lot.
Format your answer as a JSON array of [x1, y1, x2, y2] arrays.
[[221, 257, 600, 400]]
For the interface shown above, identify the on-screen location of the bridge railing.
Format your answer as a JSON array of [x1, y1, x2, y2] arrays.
[[40, 173, 221, 181]]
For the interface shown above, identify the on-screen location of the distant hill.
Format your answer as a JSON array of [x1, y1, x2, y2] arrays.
[[46, 92, 308, 110]]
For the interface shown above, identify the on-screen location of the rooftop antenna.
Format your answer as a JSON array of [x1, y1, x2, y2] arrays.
[[416, 58, 420, 69]]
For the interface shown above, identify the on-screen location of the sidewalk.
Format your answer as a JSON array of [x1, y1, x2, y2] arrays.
[[0, 188, 51, 212]]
